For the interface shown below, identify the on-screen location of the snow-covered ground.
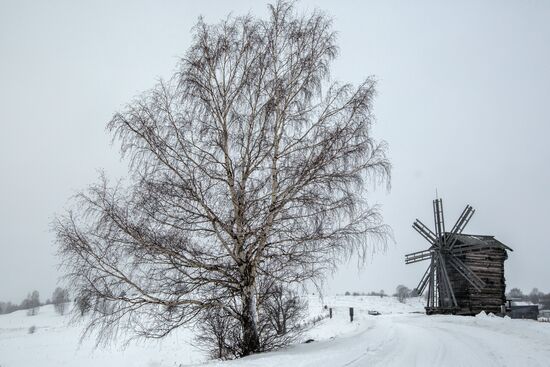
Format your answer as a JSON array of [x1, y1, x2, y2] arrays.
[[0, 304, 203, 367], [1, 296, 549, 367]]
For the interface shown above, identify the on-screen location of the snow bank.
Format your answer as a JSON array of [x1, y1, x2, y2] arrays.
[[475, 311, 497, 319]]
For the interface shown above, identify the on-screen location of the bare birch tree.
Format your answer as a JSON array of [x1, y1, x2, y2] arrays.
[[55, 1, 390, 356]]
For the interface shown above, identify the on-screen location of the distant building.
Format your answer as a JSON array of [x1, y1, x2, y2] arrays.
[[505, 300, 539, 320]]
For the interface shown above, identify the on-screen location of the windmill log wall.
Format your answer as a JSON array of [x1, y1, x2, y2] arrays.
[[446, 247, 508, 315]]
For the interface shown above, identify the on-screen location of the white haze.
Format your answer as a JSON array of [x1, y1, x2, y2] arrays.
[[1, 0, 549, 303]]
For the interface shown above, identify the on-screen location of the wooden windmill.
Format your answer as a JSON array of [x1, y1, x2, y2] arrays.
[[405, 198, 511, 315]]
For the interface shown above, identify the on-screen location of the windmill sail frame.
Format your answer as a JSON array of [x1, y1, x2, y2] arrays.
[[406, 198, 512, 315]]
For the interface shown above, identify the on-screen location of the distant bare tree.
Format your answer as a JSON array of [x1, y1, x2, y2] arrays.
[[528, 288, 543, 304], [52, 287, 70, 315], [395, 285, 411, 303], [0, 301, 19, 314], [507, 288, 524, 299], [54, 1, 390, 356], [24, 291, 40, 316]]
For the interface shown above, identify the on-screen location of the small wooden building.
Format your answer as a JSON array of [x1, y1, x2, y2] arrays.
[[505, 300, 539, 320], [445, 234, 512, 315]]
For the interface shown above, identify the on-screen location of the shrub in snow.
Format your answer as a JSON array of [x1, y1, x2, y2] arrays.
[[195, 285, 308, 360], [74, 292, 92, 316], [309, 314, 328, 326], [28, 325, 36, 334], [195, 308, 241, 360]]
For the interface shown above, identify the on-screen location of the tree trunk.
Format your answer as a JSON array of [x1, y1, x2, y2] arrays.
[[240, 272, 260, 356], [241, 306, 260, 356]]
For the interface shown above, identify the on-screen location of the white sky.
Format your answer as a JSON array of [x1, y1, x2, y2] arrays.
[[1, 0, 549, 303]]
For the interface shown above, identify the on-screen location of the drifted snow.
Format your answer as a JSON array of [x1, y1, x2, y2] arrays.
[[1, 296, 549, 366]]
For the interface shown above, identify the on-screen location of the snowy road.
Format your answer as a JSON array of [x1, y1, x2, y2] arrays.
[[197, 311, 550, 367], [347, 314, 550, 367]]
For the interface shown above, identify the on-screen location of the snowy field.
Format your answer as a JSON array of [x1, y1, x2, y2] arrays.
[[1, 296, 550, 367]]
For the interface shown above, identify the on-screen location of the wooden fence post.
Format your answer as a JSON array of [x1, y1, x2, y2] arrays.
[[349, 307, 354, 322]]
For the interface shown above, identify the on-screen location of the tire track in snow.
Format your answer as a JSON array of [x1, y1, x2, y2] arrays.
[[342, 314, 550, 367]]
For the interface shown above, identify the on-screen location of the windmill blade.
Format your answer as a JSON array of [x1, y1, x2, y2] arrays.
[[405, 249, 433, 264], [412, 220, 437, 246], [448, 255, 485, 289], [432, 199, 446, 243], [448, 205, 472, 234], [447, 205, 475, 250], [447, 255, 486, 291], [436, 254, 458, 307], [415, 262, 432, 295]]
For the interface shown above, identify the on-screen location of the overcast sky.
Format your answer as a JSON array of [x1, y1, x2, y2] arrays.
[[1, 0, 549, 303]]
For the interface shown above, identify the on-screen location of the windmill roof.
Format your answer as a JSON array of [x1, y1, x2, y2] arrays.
[[447, 233, 513, 252]]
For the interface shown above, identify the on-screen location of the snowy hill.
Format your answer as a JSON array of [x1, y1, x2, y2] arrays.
[[1, 296, 549, 367]]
